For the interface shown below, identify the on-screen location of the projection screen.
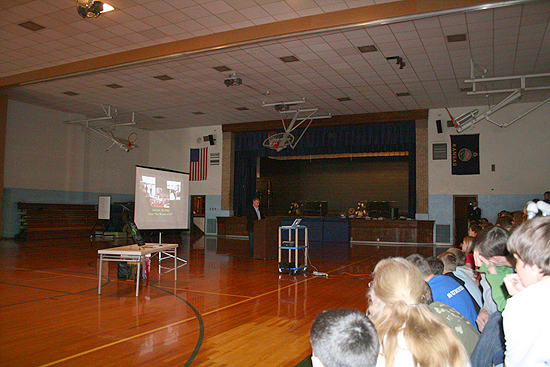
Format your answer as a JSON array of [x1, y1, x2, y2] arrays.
[[134, 165, 190, 230]]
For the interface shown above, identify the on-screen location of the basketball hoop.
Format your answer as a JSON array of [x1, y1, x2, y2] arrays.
[[126, 132, 137, 148], [263, 132, 295, 151], [268, 131, 282, 148]]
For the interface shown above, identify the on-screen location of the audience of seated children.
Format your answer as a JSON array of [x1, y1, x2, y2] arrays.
[[470, 226, 514, 367], [406, 254, 478, 328], [420, 281, 480, 356], [310, 308, 379, 367], [367, 257, 470, 367], [502, 216, 550, 366], [438, 252, 482, 310]]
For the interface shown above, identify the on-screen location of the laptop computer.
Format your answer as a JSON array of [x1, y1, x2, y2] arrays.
[[290, 218, 302, 227], [127, 221, 146, 247]]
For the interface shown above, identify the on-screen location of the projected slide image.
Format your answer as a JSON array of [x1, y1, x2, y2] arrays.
[[167, 181, 181, 200], [135, 166, 190, 230], [140, 176, 173, 209]]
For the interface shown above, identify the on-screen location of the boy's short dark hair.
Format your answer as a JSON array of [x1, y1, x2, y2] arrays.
[[310, 308, 379, 367], [438, 252, 457, 272], [426, 256, 445, 275], [473, 226, 510, 258], [446, 247, 467, 266], [469, 223, 482, 234], [507, 216, 550, 276], [496, 216, 513, 229], [405, 254, 431, 277]]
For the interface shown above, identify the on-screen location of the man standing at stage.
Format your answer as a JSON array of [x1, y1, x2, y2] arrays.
[[247, 198, 264, 258]]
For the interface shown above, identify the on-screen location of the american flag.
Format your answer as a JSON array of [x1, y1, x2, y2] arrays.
[[190, 147, 208, 181]]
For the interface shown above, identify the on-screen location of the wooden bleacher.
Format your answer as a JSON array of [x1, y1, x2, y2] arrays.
[[17, 202, 103, 240]]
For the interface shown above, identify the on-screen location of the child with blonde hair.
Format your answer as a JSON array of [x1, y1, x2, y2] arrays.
[[367, 257, 470, 367]]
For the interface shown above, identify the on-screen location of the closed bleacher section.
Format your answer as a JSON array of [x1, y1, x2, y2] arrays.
[[17, 202, 102, 240]]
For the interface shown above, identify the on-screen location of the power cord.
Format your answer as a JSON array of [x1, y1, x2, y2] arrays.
[[305, 248, 328, 276]]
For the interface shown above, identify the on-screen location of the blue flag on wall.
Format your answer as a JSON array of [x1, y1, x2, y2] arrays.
[[451, 134, 480, 175]]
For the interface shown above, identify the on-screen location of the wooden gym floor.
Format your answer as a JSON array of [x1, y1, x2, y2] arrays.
[[0, 234, 433, 366]]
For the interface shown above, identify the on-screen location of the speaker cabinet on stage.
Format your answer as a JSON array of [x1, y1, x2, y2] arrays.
[[254, 218, 281, 260]]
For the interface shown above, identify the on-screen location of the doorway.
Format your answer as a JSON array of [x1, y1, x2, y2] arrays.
[[191, 195, 205, 235], [453, 195, 477, 246]]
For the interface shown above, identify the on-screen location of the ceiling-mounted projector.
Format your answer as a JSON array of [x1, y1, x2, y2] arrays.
[[224, 72, 242, 87], [274, 104, 290, 112], [77, 1, 114, 18]]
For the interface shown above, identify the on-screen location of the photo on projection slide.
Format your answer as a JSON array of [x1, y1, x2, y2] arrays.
[[134, 165, 190, 230]]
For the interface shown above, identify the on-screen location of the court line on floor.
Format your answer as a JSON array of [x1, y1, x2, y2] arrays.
[[168, 287, 253, 299], [5, 267, 99, 281], [154, 285, 204, 367], [38, 257, 373, 366], [0, 268, 111, 308], [0, 281, 73, 295]]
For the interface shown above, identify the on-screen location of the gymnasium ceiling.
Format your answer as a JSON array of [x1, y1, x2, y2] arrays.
[[1, 0, 550, 131]]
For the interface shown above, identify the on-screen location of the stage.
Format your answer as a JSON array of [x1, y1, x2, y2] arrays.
[[218, 216, 433, 241]]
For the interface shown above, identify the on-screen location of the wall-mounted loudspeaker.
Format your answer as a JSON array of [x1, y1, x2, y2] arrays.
[[436, 120, 443, 134], [203, 134, 216, 145]]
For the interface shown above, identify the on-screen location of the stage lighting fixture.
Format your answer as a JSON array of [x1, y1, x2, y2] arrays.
[[77, 1, 114, 18], [386, 56, 406, 70]]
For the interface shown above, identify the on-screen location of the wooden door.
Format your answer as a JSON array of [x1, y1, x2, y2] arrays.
[[454, 196, 476, 246]]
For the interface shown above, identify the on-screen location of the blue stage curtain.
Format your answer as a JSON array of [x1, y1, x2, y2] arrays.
[[234, 121, 416, 216]]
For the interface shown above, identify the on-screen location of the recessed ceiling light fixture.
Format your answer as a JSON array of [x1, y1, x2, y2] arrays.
[[337, 97, 352, 102], [192, 111, 205, 115], [153, 75, 173, 81], [153, 115, 165, 119], [357, 45, 378, 53], [279, 55, 299, 63], [396, 92, 411, 97], [18, 21, 45, 31], [213, 66, 232, 72], [77, 1, 114, 18], [106, 83, 123, 89], [63, 91, 79, 96], [447, 34, 467, 43], [236, 107, 249, 111]]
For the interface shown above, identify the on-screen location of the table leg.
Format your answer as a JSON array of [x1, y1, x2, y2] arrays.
[[135, 257, 141, 297], [98, 254, 104, 295], [174, 247, 177, 281]]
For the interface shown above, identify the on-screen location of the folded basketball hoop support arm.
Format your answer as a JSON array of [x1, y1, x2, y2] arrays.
[[279, 108, 331, 148], [455, 60, 550, 132], [65, 104, 138, 152]]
